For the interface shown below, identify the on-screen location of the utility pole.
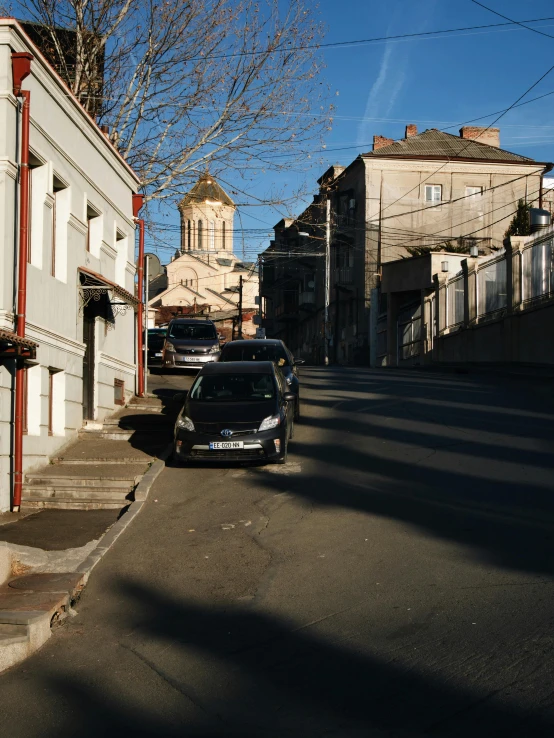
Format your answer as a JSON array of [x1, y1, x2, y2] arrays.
[[238, 274, 243, 339], [324, 195, 331, 366]]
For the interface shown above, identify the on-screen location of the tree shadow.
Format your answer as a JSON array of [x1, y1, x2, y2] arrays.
[[32, 580, 554, 737]]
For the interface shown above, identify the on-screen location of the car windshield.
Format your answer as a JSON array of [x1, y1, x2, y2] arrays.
[[221, 344, 289, 367], [190, 373, 275, 402], [169, 323, 217, 340]]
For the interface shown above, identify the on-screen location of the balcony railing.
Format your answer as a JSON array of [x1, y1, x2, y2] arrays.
[[334, 267, 353, 284], [299, 291, 315, 307]]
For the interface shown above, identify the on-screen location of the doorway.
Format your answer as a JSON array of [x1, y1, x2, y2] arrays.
[[82, 313, 95, 421]]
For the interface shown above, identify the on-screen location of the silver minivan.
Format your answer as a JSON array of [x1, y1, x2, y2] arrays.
[[162, 318, 221, 369]]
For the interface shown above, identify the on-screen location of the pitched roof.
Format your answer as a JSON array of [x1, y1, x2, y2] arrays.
[[362, 129, 535, 163], [178, 175, 235, 209]]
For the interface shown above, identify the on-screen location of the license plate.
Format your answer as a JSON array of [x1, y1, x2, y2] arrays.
[[185, 356, 204, 363], [209, 441, 244, 450], [155, 352, 162, 357]]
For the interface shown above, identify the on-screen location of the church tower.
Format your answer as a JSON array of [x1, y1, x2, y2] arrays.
[[177, 174, 235, 254]]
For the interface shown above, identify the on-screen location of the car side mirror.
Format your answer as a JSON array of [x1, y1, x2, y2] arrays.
[[283, 392, 296, 403], [294, 359, 305, 366]]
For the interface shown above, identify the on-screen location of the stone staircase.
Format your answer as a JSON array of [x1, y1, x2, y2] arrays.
[[21, 397, 170, 511]]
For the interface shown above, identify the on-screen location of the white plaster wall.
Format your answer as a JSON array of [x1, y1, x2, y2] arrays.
[[0, 22, 140, 510]]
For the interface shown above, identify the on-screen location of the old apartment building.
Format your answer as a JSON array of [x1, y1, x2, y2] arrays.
[[261, 124, 549, 364], [0, 20, 140, 510]]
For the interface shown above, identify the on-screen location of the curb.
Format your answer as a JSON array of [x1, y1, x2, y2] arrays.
[[76, 443, 173, 580]]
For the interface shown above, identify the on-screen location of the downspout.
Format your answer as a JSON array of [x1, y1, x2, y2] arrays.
[[539, 163, 553, 209], [11, 52, 33, 513], [132, 193, 145, 397]]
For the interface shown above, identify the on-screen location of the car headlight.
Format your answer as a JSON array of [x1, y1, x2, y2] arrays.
[[165, 342, 176, 353], [176, 415, 195, 432], [209, 344, 220, 353], [258, 414, 280, 432]]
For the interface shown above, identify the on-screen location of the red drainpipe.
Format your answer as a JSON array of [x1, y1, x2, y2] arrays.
[[132, 194, 145, 397], [11, 52, 33, 512]]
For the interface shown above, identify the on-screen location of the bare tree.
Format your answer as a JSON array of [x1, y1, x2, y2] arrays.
[[6, 0, 331, 203]]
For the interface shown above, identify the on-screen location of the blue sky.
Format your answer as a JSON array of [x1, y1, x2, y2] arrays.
[[147, 0, 554, 261]]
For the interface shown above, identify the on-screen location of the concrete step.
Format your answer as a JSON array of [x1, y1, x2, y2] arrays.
[[53, 456, 154, 465], [21, 487, 132, 502], [21, 498, 126, 510], [79, 429, 133, 441], [25, 464, 146, 488], [0, 624, 28, 647]]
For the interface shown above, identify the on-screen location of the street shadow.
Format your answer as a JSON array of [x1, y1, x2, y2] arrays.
[[30, 579, 554, 737]]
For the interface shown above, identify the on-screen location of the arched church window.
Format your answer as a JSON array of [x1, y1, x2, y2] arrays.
[[209, 221, 215, 250], [198, 220, 203, 249], [187, 220, 191, 250], [222, 221, 226, 250]]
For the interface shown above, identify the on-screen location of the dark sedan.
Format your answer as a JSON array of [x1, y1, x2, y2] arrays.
[[218, 339, 304, 420], [173, 361, 295, 465], [146, 328, 166, 367]]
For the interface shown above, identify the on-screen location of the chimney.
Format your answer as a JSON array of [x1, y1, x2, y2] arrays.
[[405, 124, 417, 138], [460, 126, 500, 148], [373, 135, 394, 151]]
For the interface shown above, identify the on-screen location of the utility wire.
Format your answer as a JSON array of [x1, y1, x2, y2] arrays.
[[470, 2, 554, 40], [185, 16, 554, 61]]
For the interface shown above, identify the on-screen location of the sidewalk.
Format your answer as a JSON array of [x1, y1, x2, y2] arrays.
[[0, 389, 181, 673]]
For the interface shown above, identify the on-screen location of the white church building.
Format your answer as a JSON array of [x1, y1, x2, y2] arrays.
[[148, 175, 258, 322]]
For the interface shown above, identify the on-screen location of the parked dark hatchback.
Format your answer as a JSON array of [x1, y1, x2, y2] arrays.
[[173, 361, 295, 464], [218, 339, 304, 420]]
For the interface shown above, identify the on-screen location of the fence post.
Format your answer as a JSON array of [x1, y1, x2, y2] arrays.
[[433, 273, 448, 335], [506, 236, 526, 312], [462, 257, 478, 326]]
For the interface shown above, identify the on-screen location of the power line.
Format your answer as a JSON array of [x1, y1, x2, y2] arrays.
[[470, 2, 554, 40], [184, 16, 554, 62]]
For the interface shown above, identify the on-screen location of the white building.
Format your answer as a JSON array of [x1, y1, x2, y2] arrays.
[[149, 175, 258, 320], [0, 20, 141, 511]]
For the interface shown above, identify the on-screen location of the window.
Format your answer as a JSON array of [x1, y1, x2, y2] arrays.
[[187, 220, 191, 250], [466, 186, 483, 198], [87, 203, 101, 252], [52, 174, 68, 279], [48, 369, 54, 435], [198, 220, 203, 249], [209, 220, 215, 250], [424, 185, 442, 203], [114, 378, 125, 406], [222, 221, 226, 250]]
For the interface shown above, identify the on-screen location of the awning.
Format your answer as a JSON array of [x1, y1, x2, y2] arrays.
[[0, 329, 38, 360], [78, 267, 139, 314]]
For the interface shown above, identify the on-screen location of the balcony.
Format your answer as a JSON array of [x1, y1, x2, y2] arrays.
[[334, 267, 354, 285], [275, 294, 299, 322], [299, 291, 316, 309]]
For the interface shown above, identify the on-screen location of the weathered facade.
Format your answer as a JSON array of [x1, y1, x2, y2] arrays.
[[262, 124, 548, 364], [0, 20, 140, 511]]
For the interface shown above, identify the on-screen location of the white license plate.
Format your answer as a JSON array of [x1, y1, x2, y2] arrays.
[[185, 356, 204, 363], [155, 352, 162, 357], [209, 441, 244, 450]]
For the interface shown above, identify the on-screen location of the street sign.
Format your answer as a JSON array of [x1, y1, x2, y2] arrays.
[[255, 328, 266, 339]]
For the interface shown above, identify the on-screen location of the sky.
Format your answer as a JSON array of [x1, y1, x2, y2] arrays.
[[146, 0, 554, 262]]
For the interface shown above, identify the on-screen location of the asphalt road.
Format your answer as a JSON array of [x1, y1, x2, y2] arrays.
[[1, 366, 554, 737]]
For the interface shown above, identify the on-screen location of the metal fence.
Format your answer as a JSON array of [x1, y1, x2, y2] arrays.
[[397, 303, 422, 361], [447, 274, 465, 328], [522, 235, 554, 303], [477, 254, 507, 318]]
